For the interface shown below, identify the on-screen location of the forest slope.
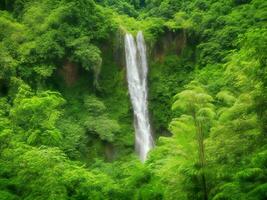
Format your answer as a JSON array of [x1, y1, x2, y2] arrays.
[[0, 0, 266, 200]]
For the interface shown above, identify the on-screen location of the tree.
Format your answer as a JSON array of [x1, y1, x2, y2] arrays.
[[83, 95, 121, 142], [172, 81, 215, 200], [10, 83, 66, 146]]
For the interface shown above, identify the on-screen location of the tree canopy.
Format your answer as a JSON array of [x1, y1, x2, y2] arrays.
[[0, 0, 266, 199]]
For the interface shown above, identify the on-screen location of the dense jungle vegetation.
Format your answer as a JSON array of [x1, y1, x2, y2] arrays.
[[0, 0, 267, 199]]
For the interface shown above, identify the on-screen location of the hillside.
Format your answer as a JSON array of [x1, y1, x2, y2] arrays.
[[0, 0, 266, 199]]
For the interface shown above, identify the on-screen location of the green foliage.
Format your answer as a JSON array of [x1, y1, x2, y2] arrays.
[[145, 1, 267, 198], [0, 0, 115, 86], [83, 95, 121, 142], [0, 144, 124, 200], [97, 0, 140, 17], [165, 12, 193, 31], [10, 85, 65, 146], [147, 115, 199, 200], [0, 0, 266, 199], [172, 82, 214, 117], [149, 54, 193, 133]]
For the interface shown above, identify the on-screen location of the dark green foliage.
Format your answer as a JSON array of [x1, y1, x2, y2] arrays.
[[149, 54, 193, 133], [0, 0, 266, 199], [96, 0, 146, 17], [145, 0, 267, 199]]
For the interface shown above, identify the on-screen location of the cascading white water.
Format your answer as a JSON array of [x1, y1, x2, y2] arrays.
[[125, 31, 154, 162]]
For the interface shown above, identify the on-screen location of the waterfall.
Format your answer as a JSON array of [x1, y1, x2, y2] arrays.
[[124, 31, 154, 162]]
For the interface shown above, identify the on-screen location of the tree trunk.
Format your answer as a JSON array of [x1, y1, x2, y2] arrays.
[[194, 115, 208, 200]]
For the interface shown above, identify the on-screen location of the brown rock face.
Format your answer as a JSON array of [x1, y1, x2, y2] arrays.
[[151, 30, 186, 62], [59, 61, 78, 86]]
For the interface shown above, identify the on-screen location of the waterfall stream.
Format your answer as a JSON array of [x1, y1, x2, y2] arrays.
[[125, 31, 154, 162]]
